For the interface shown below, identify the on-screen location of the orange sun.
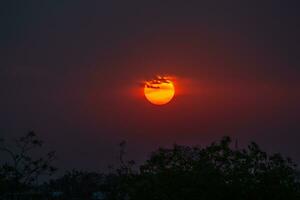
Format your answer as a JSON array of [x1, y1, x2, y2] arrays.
[[144, 76, 175, 105]]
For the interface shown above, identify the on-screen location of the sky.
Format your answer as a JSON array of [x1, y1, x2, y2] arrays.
[[1, 1, 300, 171]]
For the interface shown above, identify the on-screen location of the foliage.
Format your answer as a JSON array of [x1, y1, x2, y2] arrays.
[[107, 137, 300, 200], [46, 169, 104, 199], [0, 131, 57, 193], [1, 134, 299, 200]]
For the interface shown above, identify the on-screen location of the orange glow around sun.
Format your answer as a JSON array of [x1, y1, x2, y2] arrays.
[[144, 76, 175, 105]]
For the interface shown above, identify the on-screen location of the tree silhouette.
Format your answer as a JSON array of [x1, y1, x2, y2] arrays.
[[1, 134, 299, 200], [0, 131, 57, 194], [107, 137, 300, 200]]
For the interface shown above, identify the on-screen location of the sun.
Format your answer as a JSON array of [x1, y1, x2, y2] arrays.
[[144, 76, 175, 105]]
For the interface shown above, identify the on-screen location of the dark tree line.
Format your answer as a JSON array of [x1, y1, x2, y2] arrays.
[[1, 132, 300, 200], [114, 137, 300, 200]]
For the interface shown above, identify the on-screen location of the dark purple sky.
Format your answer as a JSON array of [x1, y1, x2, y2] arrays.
[[1, 1, 300, 171]]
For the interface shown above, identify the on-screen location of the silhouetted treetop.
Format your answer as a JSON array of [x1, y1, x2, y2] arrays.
[[107, 136, 300, 200], [0, 131, 57, 193]]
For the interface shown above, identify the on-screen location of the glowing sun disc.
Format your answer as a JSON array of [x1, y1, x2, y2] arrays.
[[144, 76, 175, 105]]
